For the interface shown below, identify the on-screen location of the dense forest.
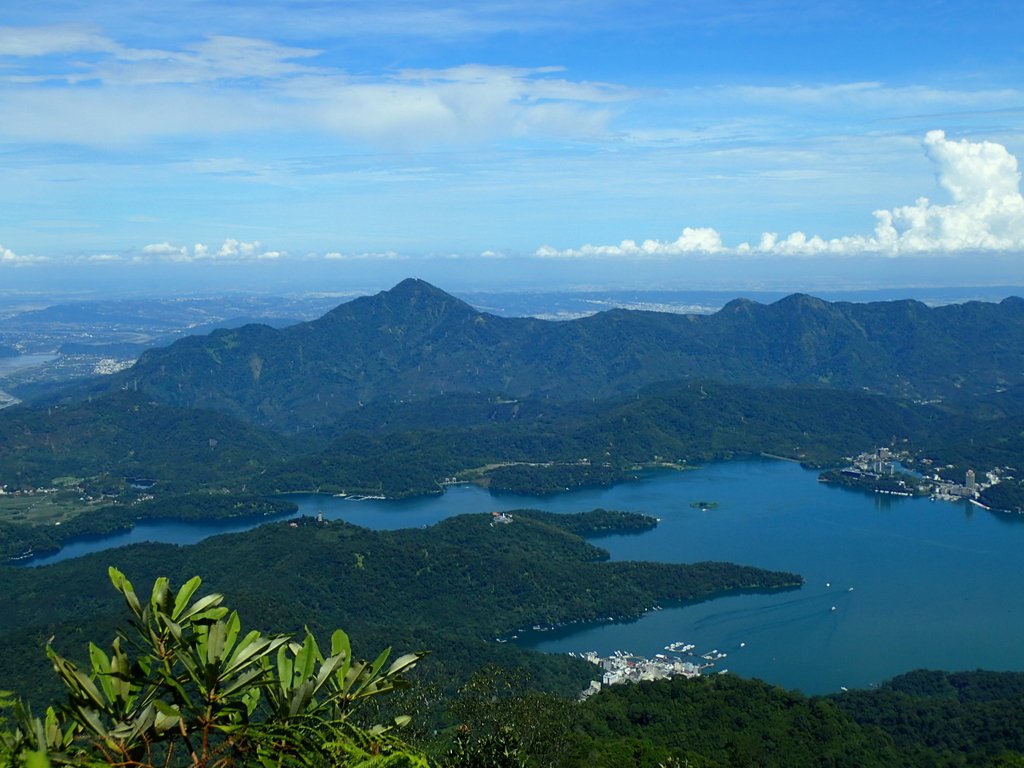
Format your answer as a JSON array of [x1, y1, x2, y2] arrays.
[[0, 511, 800, 709], [5, 374, 1024, 555], [79, 281, 1024, 432]]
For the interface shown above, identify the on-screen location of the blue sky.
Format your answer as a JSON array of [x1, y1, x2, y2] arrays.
[[2, 1, 1023, 294]]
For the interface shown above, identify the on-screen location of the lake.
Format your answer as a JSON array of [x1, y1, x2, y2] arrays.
[[24, 458, 1024, 694]]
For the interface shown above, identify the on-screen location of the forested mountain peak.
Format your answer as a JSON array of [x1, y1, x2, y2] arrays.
[[79, 280, 1024, 433], [321, 277, 480, 325]]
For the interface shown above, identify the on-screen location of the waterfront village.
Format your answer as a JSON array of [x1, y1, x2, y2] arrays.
[[821, 447, 1002, 506], [575, 643, 729, 700]]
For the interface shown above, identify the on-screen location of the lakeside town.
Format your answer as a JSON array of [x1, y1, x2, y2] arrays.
[[820, 446, 1006, 508], [576, 643, 730, 700]]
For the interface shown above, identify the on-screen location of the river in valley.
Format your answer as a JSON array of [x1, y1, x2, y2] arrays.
[[24, 458, 1024, 694]]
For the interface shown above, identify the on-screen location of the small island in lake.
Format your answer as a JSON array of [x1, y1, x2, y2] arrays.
[[690, 500, 719, 510]]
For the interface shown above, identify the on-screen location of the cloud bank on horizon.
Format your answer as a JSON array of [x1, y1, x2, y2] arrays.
[[538, 131, 1024, 260], [3, 129, 1022, 267]]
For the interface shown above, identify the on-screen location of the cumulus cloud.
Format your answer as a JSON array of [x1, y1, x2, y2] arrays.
[[139, 239, 283, 262], [0, 244, 47, 264], [142, 241, 188, 257], [536, 227, 726, 258], [538, 131, 1024, 259], [216, 238, 269, 260]]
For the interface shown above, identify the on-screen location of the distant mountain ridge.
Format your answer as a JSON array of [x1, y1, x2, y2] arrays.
[[95, 278, 1024, 432]]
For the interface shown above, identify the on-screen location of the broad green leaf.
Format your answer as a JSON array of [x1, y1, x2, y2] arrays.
[[385, 652, 424, 677], [87, 643, 114, 703], [331, 629, 352, 691], [108, 567, 141, 617], [217, 665, 268, 700], [276, 645, 294, 693], [177, 592, 225, 622], [171, 575, 203, 620], [223, 635, 289, 678], [220, 612, 243, 664], [48, 652, 108, 711], [204, 619, 228, 665], [150, 576, 172, 614], [71, 704, 107, 738], [152, 700, 182, 733], [296, 631, 320, 685]]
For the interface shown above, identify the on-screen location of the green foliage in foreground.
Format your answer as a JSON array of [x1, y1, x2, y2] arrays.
[[5, 569, 1024, 767], [2, 568, 427, 767]]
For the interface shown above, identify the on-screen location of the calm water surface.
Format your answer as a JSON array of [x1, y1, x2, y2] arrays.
[[26, 459, 1024, 694]]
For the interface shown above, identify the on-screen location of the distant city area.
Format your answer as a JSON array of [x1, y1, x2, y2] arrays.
[[824, 447, 1000, 507]]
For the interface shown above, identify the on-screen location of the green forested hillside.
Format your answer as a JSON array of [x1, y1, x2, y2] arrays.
[[255, 380, 929, 496], [833, 669, 1024, 766], [573, 675, 900, 767], [0, 390, 290, 492], [0, 511, 800, 708], [5, 376, 1024, 551], [81, 281, 1024, 432]]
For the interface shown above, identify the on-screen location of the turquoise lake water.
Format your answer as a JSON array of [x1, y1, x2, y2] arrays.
[[26, 458, 1024, 694]]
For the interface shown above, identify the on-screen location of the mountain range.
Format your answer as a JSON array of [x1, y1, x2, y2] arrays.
[[88, 278, 1024, 433]]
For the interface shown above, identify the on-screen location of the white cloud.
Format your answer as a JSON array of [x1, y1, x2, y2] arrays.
[[537, 227, 726, 258], [0, 25, 624, 148], [0, 24, 116, 57], [142, 241, 187, 256], [0, 244, 47, 264], [138, 239, 284, 262], [539, 131, 1024, 259], [292, 65, 622, 146], [323, 250, 404, 260], [85, 35, 323, 87]]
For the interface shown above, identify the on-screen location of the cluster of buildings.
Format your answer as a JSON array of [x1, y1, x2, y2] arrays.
[[575, 648, 714, 700], [840, 447, 1002, 501], [848, 447, 900, 477]]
